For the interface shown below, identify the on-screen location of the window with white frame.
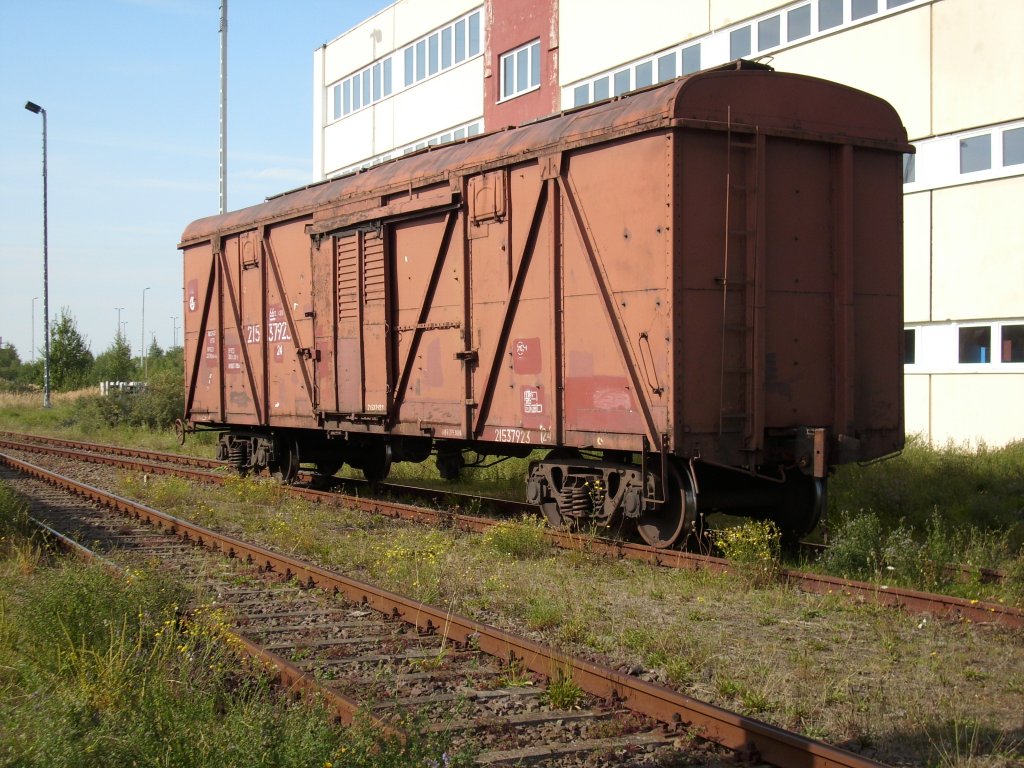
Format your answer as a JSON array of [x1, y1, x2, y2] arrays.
[[960, 134, 991, 173], [905, 322, 1024, 371], [1002, 325, 1024, 363], [959, 326, 992, 364], [563, 0, 938, 111], [500, 39, 541, 100], [904, 328, 916, 365], [331, 58, 393, 121], [402, 10, 481, 88]]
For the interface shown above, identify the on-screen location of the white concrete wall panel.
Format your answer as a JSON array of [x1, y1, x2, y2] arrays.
[[313, 45, 325, 179], [323, 0, 480, 86], [374, 99, 397, 161], [769, 8, 932, 139], [932, 0, 1024, 136], [391, 60, 484, 147], [903, 374, 931, 440], [929, 373, 1024, 446], [393, 0, 481, 48], [322, 108, 375, 177], [324, 6, 397, 85], [931, 176, 1024, 321], [709, 0, 784, 30], [558, 0, 709, 85], [903, 192, 931, 323]]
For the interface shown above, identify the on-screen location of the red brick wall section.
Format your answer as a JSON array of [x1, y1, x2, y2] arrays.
[[484, 0, 559, 130]]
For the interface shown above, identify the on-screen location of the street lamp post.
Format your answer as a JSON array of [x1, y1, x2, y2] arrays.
[[31, 296, 38, 363], [171, 316, 179, 348], [141, 287, 150, 380], [115, 307, 125, 339], [24, 101, 50, 408]]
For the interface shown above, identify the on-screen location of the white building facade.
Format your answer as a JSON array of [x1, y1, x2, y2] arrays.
[[314, 0, 1024, 446]]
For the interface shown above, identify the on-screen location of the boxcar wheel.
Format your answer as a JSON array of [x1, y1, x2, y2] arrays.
[[636, 463, 698, 549], [316, 458, 345, 478], [775, 472, 826, 542], [361, 444, 392, 484], [270, 437, 300, 484]]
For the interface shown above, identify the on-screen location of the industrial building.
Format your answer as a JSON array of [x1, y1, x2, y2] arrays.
[[313, 0, 1023, 446]]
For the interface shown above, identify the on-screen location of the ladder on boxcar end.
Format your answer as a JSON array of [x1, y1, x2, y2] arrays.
[[718, 119, 764, 457]]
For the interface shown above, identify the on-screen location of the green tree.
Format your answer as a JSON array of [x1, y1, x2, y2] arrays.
[[148, 345, 183, 378], [93, 331, 136, 383], [0, 343, 22, 383], [49, 307, 94, 391]]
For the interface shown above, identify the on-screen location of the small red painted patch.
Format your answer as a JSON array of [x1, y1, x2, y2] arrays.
[[512, 337, 541, 374]]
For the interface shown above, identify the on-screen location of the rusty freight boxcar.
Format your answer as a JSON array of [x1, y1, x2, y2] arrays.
[[179, 62, 909, 548]]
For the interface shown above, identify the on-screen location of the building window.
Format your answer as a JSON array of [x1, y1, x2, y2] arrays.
[[593, 76, 609, 101], [758, 15, 781, 50], [959, 326, 992, 364], [442, 26, 452, 69], [851, 0, 878, 20], [682, 44, 700, 74], [500, 39, 541, 100], [904, 329, 916, 365], [658, 52, 677, 82], [635, 60, 653, 89], [1002, 325, 1024, 362], [788, 5, 811, 40], [730, 26, 751, 59], [333, 84, 342, 120], [887, 0, 915, 6], [573, 83, 589, 107], [819, 0, 843, 30], [903, 154, 915, 184], [613, 68, 630, 96], [404, 47, 414, 87], [960, 134, 991, 173], [455, 18, 466, 62], [468, 11, 481, 56], [1004, 127, 1024, 167], [428, 33, 439, 76], [401, 9, 482, 90]]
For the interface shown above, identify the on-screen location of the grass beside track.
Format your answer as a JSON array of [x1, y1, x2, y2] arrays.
[[4, 391, 1022, 595], [0, 483, 467, 768], [117, 473, 1024, 767]]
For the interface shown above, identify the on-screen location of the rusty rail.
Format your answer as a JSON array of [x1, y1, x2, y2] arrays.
[[13, 480, 369, 730], [1, 434, 1019, 630], [0, 449, 888, 768]]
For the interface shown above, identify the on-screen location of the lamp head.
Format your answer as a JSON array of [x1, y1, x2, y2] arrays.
[[24, 101, 43, 114]]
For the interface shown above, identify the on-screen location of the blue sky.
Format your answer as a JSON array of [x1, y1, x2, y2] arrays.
[[1, 0, 390, 361]]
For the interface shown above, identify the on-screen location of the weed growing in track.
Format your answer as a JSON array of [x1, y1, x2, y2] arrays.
[[482, 515, 549, 559], [542, 667, 583, 710], [712, 519, 782, 587]]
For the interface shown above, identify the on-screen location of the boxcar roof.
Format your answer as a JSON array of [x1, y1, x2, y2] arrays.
[[180, 62, 910, 246]]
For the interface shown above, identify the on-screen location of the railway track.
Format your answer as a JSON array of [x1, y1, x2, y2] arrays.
[[0, 449, 889, 768], [1, 431, 1020, 630]]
